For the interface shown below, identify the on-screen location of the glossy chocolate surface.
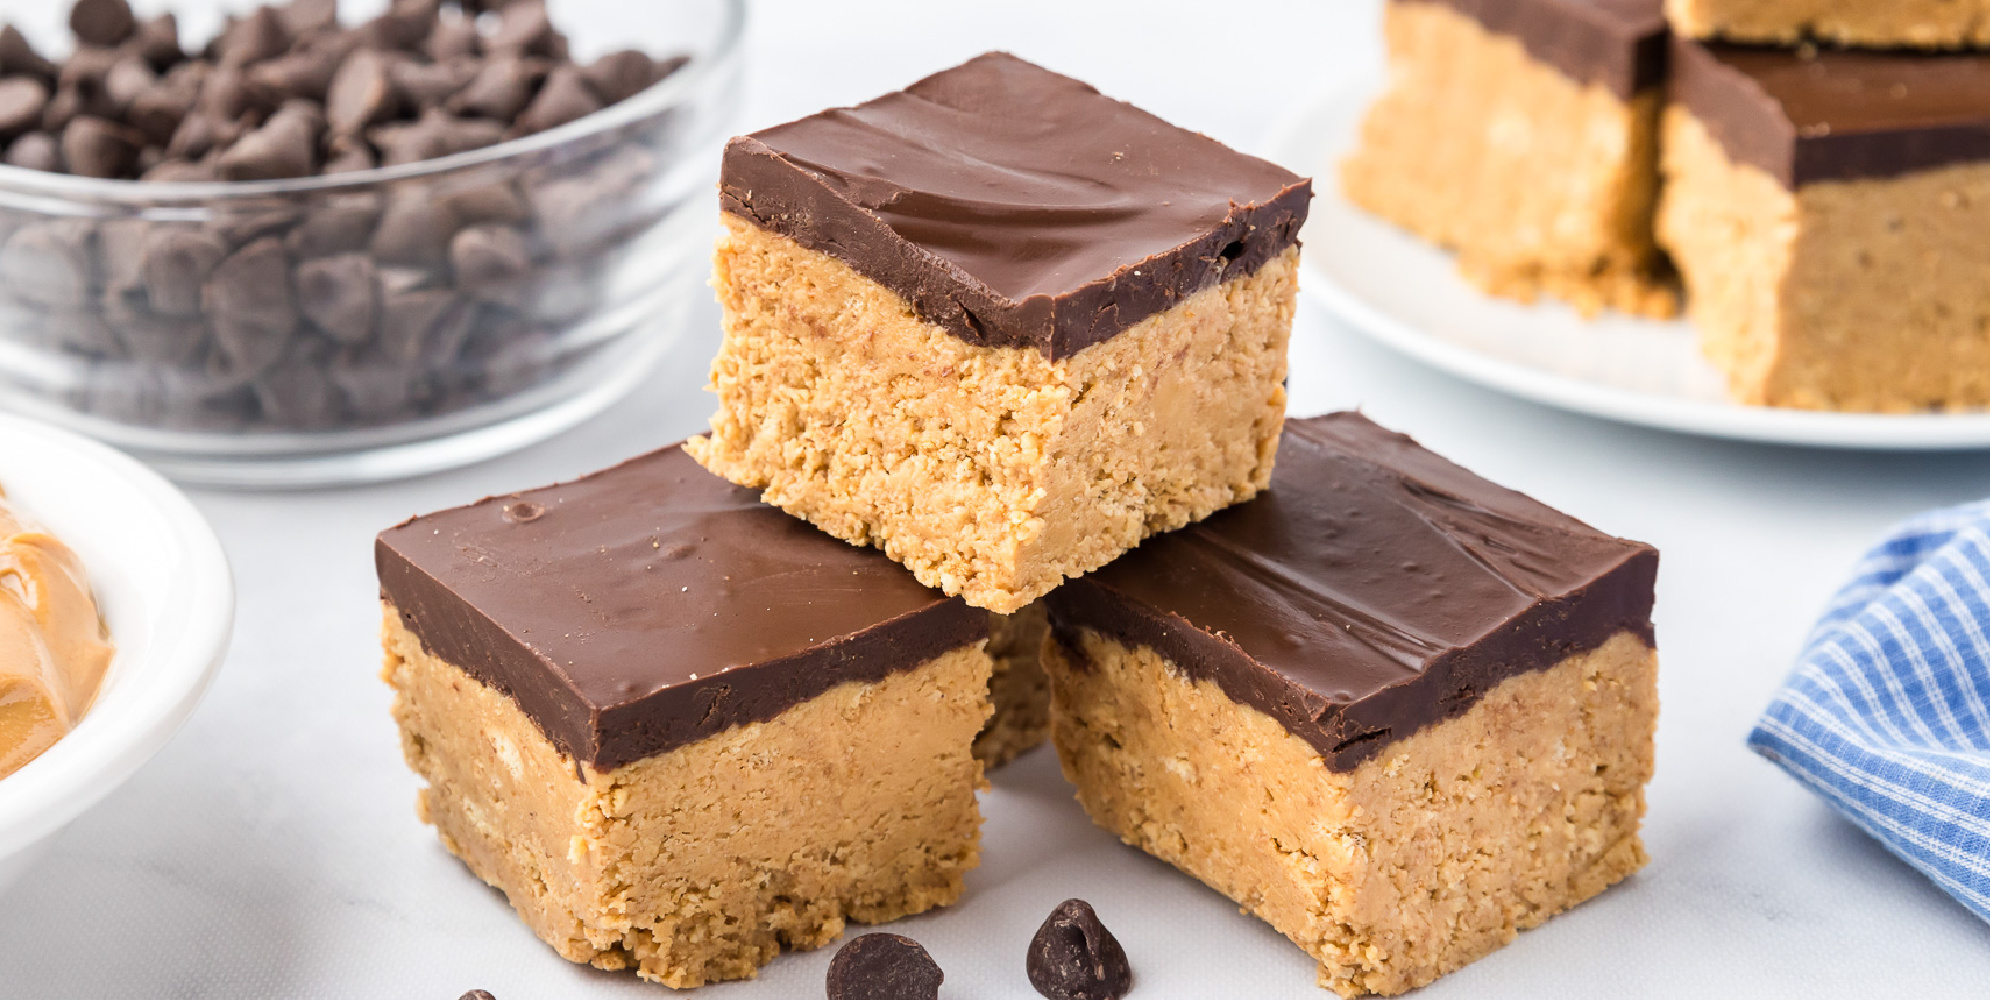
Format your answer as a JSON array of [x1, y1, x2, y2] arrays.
[[719, 52, 1311, 361], [376, 444, 985, 771], [1419, 0, 1668, 97], [1046, 413, 1657, 772], [1674, 40, 1990, 187]]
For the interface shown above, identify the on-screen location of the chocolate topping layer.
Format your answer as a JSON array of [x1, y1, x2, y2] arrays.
[[376, 444, 985, 771], [719, 52, 1312, 361], [1674, 40, 1990, 187], [1045, 413, 1657, 772], [1415, 0, 1668, 98]]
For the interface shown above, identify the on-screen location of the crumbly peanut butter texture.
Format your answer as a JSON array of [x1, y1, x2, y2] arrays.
[[975, 604, 1051, 768], [689, 216, 1293, 614], [0, 492, 113, 780], [1668, 0, 1990, 47], [1342, 1, 1675, 318], [1045, 628, 1656, 998], [383, 606, 992, 987], [1659, 107, 1990, 411]]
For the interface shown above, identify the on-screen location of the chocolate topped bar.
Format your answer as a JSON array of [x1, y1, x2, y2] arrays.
[[719, 51, 1311, 360], [1414, 0, 1669, 97], [1674, 40, 1990, 187], [376, 444, 984, 771], [1044, 412, 1657, 771]]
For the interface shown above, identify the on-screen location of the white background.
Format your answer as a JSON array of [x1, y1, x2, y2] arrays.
[[7, 0, 1990, 996]]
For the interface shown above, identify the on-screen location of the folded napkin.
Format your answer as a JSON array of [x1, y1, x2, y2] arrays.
[[1750, 501, 1990, 921]]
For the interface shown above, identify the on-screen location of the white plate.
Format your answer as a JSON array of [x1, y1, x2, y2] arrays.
[[0, 414, 233, 894], [1262, 70, 1990, 450]]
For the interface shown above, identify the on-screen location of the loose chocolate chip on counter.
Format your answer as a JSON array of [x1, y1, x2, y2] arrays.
[[0, 26, 58, 83], [0, 78, 49, 139], [296, 252, 379, 344], [512, 65, 599, 136], [1026, 899, 1132, 1000], [458, 991, 496, 1000], [61, 115, 143, 178], [70, 0, 138, 50], [827, 934, 944, 1000]]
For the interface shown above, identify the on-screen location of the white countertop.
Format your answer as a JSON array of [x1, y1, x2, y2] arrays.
[[7, 1, 1990, 996]]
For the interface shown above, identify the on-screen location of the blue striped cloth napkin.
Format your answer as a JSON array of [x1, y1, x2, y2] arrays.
[[1749, 500, 1990, 922]]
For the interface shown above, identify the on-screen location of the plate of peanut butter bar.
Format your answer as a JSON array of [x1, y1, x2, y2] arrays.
[[1267, 0, 1990, 450]]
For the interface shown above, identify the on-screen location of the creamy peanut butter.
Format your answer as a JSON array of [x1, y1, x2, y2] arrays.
[[0, 488, 113, 780]]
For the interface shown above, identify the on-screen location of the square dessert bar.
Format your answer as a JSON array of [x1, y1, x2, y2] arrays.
[[1341, 0, 1675, 317], [1659, 42, 1990, 411], [1042, 413, 1659, 997], [376, 444, 992, 987], [1667, 0, 1990, 47], [689, 52, 1312, 615]]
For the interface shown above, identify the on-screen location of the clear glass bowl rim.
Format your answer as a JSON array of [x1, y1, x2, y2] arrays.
[[0, 0, 746, 206]]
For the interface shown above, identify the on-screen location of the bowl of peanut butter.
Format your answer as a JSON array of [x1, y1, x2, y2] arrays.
[[0, 413, 231, 895]]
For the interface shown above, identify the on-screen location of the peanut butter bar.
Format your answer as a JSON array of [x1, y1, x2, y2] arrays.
[[1041, 413, 1659, 997], [1342, 0, 1676, 317], [689, 52, 1311, 614], [1667, 0, 1990, 48], [1659, 41, 1990, 410], [376, 444, 991, 987]]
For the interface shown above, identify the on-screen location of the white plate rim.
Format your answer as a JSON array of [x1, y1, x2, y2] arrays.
[[1262, 70, 1990, 451]]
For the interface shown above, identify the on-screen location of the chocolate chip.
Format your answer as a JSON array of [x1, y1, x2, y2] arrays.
[[248, 49, 342, 104], [127, 62, 203, 145], [390, 58, 476, 108], [131, 13, 184, 71], [323, 132, 376, 173], [203, 237, 296, 378], [51, 307, 121, 358], [326, 49, 400, 134], [108, 308, 205, 365], [214, 7, 290, 69], [281, 0, 340, 38], [286, 192, 381, 257], [363, 0, 440, 51], [581, 50, 662, 106], [61, 116, 144, 178], [459, 992, 497, 1000], [371, 107, 501, 166], [450, 225, 529, 307], [488, 0, 565, 59], [1026, 899, 1131, 1000], [253, 334, 341, 428], [447, 56, 541, 122], [425, 17, 481, 62], [296, 252, 378, 343], [140, 158, 215, 182], [70, 0, 137, 49], [164, 110, 243, 162], [512, 65, 599, 135], [440, 182, 529, 226], [193, 64, 260, 121], [329, 345, 415, 418], [104, 53, 158, 113], [826, 934, 943, 1000], [215, 101, 322, 180], [0, 79, 49, 139], [0, 27, 58, 83], [4, 132, 60, 171], [140, 229, 229, 316]]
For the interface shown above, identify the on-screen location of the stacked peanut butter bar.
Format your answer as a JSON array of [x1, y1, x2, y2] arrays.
[[1346, 0, 1990, 412], [379, 51, 1663, 996]]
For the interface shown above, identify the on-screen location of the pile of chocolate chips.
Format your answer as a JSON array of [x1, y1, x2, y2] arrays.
[[0, 0, 692, 435], [0, 0, 681, 181]]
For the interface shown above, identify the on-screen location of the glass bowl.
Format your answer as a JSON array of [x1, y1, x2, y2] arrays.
[[0, 0, 744, 487]]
